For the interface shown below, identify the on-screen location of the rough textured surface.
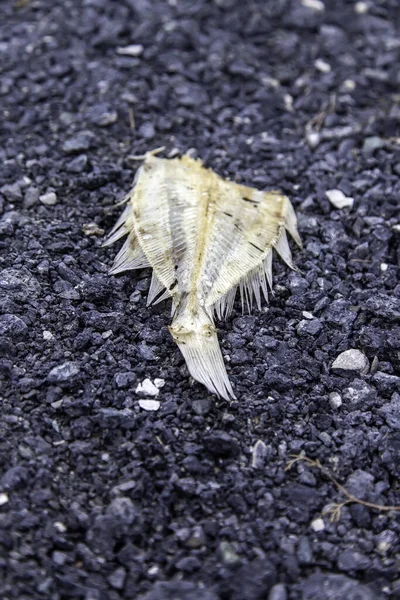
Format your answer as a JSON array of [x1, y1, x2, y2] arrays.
[[0, 1, 399, 599]]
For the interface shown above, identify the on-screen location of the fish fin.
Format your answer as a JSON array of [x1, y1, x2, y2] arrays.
[[102, 205, 132, 247], [284, 199, 302, 248], [152, 287, 172, 306], [169, 316, 235, 400], [239, 259, 271, 314], [273, 228, 294, 269], [213, 286, 237, 321], [147, 272, 166, 306], [109, 234, 150, 275]]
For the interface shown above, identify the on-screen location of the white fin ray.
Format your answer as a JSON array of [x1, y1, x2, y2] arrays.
[[109, 234, 150, 275], [151, 287, 172, 306], [213, 286, 237, 320], [175, 330, 235, 400], [147, 272, 166, 306], [284, 199, 302, 247], [273, 229, 294, 268], [102, 205, 132, 247]]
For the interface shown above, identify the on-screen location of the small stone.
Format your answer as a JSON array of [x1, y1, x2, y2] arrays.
[[311, 518, 325, 532], [343, 379, 375, 407], [331, 350, 369, 375], [183, 526, 206, 549], [52, 551, 68, 566], [43, 330, 53, 340], [364, 294, 400, 321], [1, 466, 28, 491], [138, 399, 160, 411], [301, 0, 324, 10], [87, 104, 118, 127], [376, 530, 397, 555], [344, 470, 374, 499], [337, 549, 370, 571], [114, 372, 136, 388], [66, 154, 88, 173], [135, 378, 160, 397], [0, 493, 9, 506], [108, 567, 126, 590], [107, 496, 137, 525], [175, 82, 209, 107], [379, 393, 400, 430], [47, 361, 80, 383], [268, 584, 287, 600], [219, 541, 241, 566], [0, 182, 22, 202], [315, 58, 331, 72], [154, 378, 165, 389], [297, 536, 314, 565], [362, 136, 384, 154], [0, 314, 28, 339], [139, 122, 155, 139], [329, 391, 342, 409], [203, 431, 240, 457], [63, 131, 96, 154], [325, 189, 354, 209], [355, 1, 369, 13], [192, 398, 212, 416], [39, 192, 58, 205], [116, 44, 144, 57], [302, 311, 314, 319], [306, 131, 321, 148], [251, 440, 269, 469], [301, 573, 375, 600], [24, 186, 40, 207], [297, 319, 322, 336], [342, 79, 356, 91]]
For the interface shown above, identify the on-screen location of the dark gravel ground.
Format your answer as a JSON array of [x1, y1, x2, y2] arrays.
[[1, 0, 400, 598]]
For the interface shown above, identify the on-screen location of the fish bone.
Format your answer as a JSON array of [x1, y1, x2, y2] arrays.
[[104, 150, 301, 400]]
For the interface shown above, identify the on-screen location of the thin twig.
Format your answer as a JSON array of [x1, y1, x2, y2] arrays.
[[128, 108, 135, 130], [285, 454, 400, 522]]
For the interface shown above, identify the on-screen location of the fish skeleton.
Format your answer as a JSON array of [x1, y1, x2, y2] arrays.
[[103, 149, 301, 400]]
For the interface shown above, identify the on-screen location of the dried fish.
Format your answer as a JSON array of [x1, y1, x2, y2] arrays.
[[104, 150, 301, 400]]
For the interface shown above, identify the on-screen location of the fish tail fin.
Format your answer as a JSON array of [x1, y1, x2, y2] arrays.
[[169, 313, 235, 401]]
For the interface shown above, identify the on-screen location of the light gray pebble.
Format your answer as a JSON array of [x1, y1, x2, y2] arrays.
[[331, 349, 369, 375]]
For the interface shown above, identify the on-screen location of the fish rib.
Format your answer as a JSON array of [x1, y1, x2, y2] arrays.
[[104, 151, 301, 400]]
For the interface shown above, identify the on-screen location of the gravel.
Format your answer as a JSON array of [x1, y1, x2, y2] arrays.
[[0, 0, 399, 599]]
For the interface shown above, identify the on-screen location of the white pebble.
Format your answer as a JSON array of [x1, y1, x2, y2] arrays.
[[54, 521, 67, 532], [315, 58, 331, 73], [380, 263, 388, 272], [39, 192, 58, 205], [306, 131, 321, 148], [355, 1, 369, 14], [0, 493, 9, 506], [154, 378, 165, 389], [301, 0, 325, 11], [302, 311, 314, 320], [135, 378, 160, 397], [342, 79, 356, 92], [43, 330, 53, 340], [116, 44, 144, 57], [329, 391, 342, 409], [138, 399, 160, 411], [311, 517, 325, 532], [325, 189, 354, 209]]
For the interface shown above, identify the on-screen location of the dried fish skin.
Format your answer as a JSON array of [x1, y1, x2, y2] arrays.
[[104, 151, 301, 400]]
